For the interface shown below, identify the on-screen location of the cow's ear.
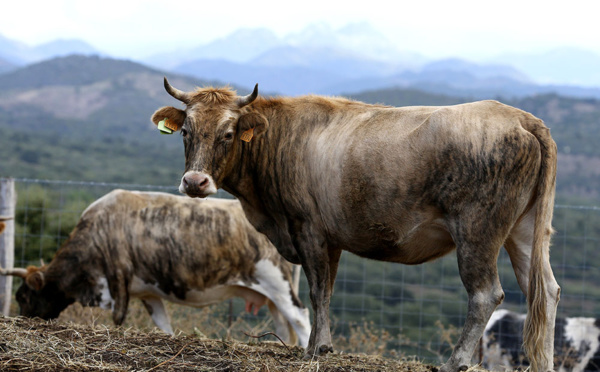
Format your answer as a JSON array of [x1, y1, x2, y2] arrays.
[[151, 106, 186, 131], [25, 270, 45, 291], [238, 112, 269, 141]]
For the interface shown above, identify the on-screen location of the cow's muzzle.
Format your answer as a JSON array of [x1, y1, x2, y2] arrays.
[[179, 172, 218, 198]]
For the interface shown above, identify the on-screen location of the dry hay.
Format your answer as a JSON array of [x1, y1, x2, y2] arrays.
[[0, 315, 455, 372]]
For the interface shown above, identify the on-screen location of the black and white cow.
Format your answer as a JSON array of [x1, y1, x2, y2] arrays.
[[483, 309, 600, 371]]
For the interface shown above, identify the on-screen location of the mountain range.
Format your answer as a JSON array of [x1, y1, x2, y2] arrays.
[[0, 34, 100, 66], [1, 54, 600, 204], [1, 23, 600, 99]]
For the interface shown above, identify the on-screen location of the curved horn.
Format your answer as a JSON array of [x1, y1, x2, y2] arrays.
[[0, 216, 12, 221], [236, 84, 259, 108], [164, 77, 191, 104], [0, 267, 28, 278]]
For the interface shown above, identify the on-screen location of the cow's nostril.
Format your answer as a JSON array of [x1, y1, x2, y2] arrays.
[[199, 177, 208, 187]]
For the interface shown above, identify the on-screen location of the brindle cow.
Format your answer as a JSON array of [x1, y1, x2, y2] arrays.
[[151, 79, 559, 371], [1, 190, 310, 346]]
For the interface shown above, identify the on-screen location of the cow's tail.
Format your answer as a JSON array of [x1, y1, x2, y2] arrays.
[[521, 115, 558, 372]]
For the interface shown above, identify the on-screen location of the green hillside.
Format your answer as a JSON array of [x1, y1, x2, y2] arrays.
[[0, 55, 227, 185]]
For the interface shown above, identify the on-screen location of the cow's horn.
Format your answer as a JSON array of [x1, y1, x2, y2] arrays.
[[0, 267, 27, 278], [0, 216, 12, 221], [164, 77, 190, 104], [236, 84, 259, 108]]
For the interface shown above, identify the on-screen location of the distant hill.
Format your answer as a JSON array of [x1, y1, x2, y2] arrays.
[[141, 25, 600, 99], [0, 55, 231, 184], [171, 47, 600, 99], [0, 55, 160, 89], [145, 22, 427, 70], [32, 39, 101, 61], [1, 54, 600, 203], [174, 57, 348, 96], [491, 47, 600, 87], [0, 34, 31, 64], [145, 28, 285, 69], [0, 35, 102, 66], [0, 56, 15, 74]]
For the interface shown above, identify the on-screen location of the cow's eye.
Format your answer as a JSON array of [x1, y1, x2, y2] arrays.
[[181, 128, 188, 137], [224, 132, 234, 141]]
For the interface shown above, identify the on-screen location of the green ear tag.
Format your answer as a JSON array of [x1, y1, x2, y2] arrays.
[[157, 118, 173, 135]]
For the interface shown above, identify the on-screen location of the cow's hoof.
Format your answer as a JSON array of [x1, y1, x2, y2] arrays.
[[318, 344, 333, 354], [303, 352, 319, 361], [302, 344, 333, 360]]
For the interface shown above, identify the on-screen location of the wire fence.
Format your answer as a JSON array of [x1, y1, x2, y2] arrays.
[[4, 177, 600, 363]]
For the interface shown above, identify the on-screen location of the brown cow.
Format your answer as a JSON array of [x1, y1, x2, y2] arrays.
[[1, 190, 310, 346], [151, 79, 559, 372]]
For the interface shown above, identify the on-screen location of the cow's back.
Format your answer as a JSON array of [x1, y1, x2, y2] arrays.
[[77, 190, 292, 298]]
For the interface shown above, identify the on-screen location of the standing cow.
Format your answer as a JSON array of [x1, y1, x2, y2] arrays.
[[151, 79, 559, 371], [0, 190, 310, 346], [483, 309, 600, 372]]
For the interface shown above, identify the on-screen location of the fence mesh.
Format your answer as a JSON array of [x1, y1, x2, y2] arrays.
[[5, 177, 600, 364]]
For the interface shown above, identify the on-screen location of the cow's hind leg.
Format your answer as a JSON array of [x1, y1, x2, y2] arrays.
[[266, 300, 297, 345], [441, 228, 506, 372], [505, 209, 560, 371], [140, 296, 174, 335]]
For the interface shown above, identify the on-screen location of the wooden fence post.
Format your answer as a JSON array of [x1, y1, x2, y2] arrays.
[[0, 178, 16, 316]]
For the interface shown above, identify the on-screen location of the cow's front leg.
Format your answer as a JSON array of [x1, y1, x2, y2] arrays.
[[292, 225, 341, 358]]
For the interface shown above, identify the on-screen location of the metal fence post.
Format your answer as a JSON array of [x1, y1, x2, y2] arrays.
[[0, 178, 15, 316]]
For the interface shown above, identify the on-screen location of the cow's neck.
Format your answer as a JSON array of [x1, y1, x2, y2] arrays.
[[45, 234, 102, 295], [225, 99, 297, 207]]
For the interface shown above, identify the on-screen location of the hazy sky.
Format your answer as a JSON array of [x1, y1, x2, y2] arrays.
[[2, 0, 599, 60]]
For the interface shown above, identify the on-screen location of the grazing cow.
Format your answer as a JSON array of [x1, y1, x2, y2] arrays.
[[151, 79, 559, 371], [0, 190, 310, 346], [483, 309, 600, 372]]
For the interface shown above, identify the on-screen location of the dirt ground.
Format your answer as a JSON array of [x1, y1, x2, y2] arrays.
[[0, 315, 460, 372]]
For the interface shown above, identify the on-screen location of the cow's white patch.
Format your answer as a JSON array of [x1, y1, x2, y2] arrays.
[[563, 318, 600, 372], [482, 309, 527, 371], [141, 297, 174, 335], [96, 277, 114, 311], [129, 271, 311, 346], [485, 309, 526, 333], [130, 276, 238, 306], [244, 259, 311, 347]]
